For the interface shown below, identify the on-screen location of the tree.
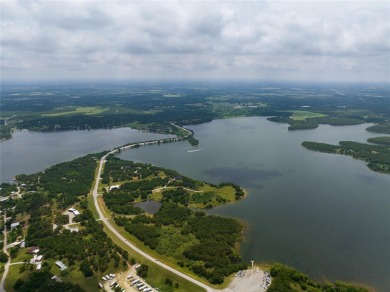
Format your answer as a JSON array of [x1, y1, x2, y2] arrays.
[[136, 264, 149, 278], [80, 260, 94, 278], [0, 251, 8, 263]]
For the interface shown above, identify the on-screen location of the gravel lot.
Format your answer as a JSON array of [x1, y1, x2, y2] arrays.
[[221, 268, 270, 292]]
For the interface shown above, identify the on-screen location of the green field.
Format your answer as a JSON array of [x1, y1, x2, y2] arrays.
[[10, 249, 32, 264], [289, 110, 328, 121], [42, 106, 108, 117], [4, 265, 30, 292]]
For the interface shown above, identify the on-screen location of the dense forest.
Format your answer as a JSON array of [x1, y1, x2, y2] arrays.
[[0, 124, 12, 140], [302, 140, 390, 174], [367, 136, 390, 146], [115, 206, 247, 284], [15, 153, 103, 208], [0, 152, 246, 290], [0, 154, 135, 291]]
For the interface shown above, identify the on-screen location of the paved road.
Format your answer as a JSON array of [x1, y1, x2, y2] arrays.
[[0, 215, 10, 292], [93, 151, 215, 292]]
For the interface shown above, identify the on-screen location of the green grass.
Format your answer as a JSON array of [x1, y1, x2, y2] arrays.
[[4, 264, 30, 292], [288, 110, 328, 121], [10, 249, 32, 264], [156, 226, 197, 259], [61, 268, 99, 291], [151, 185, 236, 209], [188, 185, 236, 208], [42, 106, 108, 117]]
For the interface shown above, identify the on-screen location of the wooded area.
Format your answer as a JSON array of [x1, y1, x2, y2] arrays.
[[302, 140, 390, 174]]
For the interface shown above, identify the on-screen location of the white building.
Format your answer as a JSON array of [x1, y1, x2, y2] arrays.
[[10, 222, 20, 229], [55, 261, 68, 271], [68, 208, 80, 216]]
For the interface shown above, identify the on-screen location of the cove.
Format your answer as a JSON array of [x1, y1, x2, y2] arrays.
[[0, 128, 173, 183], [118, 116, 390, 291]]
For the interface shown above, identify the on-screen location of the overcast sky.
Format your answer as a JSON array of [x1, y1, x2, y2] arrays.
[[1, 0, 389, 83]]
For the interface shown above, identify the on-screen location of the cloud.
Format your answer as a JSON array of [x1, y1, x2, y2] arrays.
[[1, 1, 389, 82]]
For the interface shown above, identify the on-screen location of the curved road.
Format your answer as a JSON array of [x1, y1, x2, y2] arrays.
[[93, 151, 216, 292]]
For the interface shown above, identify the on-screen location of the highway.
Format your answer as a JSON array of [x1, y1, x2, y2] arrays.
[[92, 150, 216, 292]]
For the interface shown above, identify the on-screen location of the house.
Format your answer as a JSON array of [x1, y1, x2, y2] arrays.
[[55, 260, 68, 271], [36, 263, 42, 270], [0, 196, 9, 202], [51, 275, 63, 282], [10, 222, 20, 229], [68, 227, 79, 233], [68, 208, 80, 216], [36, 255, 43, 262], [27, 246, 40, 254], [109, 185, 120, 191]]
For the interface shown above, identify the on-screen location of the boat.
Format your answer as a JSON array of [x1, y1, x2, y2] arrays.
[[187, 149, 204, 153]]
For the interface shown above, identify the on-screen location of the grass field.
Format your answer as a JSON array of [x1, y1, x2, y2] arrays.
[[188, 185, 236, 208], [4, 264, 30, 292], [61, 268, 100, 291], [289, 110, 327, 121], [198, 185, 236, 200], [10, 249, 32, 264], [42, 106, 108, 117]]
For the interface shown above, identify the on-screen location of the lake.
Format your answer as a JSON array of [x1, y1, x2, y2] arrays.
[[1, 117, 389, 291], [0, 128, 173, 183], [117, 117, 390, 291]]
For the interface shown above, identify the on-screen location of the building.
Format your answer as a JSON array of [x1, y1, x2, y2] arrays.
[[51, 275, 63, 282], [68, 208, 80, 216], [55, 261, 68, 271], [10, 222, 20, 229], [27, 246, 39, 254]]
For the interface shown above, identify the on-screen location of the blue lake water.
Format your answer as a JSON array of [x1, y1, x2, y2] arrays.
[[1, 117, 389, 291], [0, 128, 173, 183], [118, 117, 390, 291]]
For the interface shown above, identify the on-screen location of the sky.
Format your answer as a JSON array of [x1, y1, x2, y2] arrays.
[[1, 0, 389, 83]]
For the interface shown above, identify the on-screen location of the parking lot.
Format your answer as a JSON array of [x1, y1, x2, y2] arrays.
[[221, 268, 271, 292]]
